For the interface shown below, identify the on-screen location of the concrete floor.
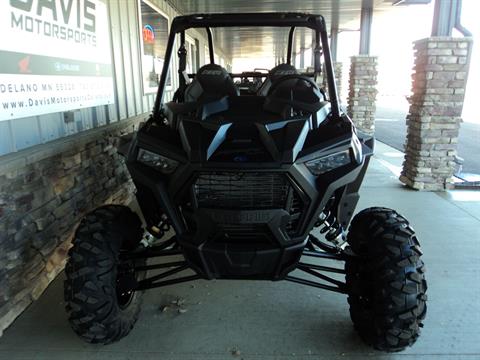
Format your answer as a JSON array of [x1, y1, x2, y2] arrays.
[[1, 141, 479, 360]]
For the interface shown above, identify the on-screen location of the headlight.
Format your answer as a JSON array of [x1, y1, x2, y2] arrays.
[[137, 149, 179, 174], [305, 149, 351, 175]]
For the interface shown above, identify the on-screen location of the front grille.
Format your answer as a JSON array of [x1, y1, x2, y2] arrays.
[[192, 171, 309, 239], [194, 172, 289, 209]]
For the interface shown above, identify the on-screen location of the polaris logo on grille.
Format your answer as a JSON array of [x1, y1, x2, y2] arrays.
[[233, 155, 248, 162], [211, 211, 271, 224]]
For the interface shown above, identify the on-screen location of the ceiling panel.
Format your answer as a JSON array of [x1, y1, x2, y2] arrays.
[[166, 0, 400, 60]]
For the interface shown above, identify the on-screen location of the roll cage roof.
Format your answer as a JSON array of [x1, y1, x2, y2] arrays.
[[170, 13, 327, 31], [153, 12, 340, 119]]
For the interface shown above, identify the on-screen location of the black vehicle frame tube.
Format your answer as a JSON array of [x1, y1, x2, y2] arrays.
[[134, 261, 187, 272], [153, 27, 176, 119], [302, 250, 346, 261], [320, 27, 340, 118], [178, 31, 187, 84], [285, 275, 346, 293], [136, 275, 201, 291], [298, 262, 346, 274], [287, 26, 295, 65], [206, 27, 215, 64], [314, 29, 322, 74], [138, 264, 189, 286], [297, 265, 346, 288]]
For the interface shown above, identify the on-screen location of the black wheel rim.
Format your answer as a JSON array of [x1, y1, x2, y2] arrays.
[[116, 261, 137, 309]]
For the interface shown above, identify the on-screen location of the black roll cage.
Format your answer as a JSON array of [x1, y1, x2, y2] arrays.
[[153, 12, 340, 119]]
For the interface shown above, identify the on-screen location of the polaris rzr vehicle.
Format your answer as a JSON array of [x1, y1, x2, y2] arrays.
[[64, 13, 427, 352]]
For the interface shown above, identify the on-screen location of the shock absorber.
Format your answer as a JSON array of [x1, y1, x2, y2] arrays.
[[141, 214, 172, 247], [315, 207, 346, 248]]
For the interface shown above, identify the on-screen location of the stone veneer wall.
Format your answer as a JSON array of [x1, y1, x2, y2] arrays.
[[0, 115, 144, 336], [400, 37, 473, 191], [347, 56, 378, 135]]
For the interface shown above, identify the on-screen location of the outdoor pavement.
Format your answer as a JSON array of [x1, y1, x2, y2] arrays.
[[0, 141, 479, 360]]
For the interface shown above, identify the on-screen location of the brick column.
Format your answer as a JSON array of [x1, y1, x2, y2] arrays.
[[322, 62, 343, 100], [347, 56, 378, 135], [334, 62, 343, 100], [400, 37, 473, 191]]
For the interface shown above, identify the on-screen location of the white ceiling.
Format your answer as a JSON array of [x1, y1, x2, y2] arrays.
[[166, 0, 428, 60]]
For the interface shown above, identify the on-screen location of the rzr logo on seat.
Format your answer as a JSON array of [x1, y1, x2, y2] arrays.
[[202, 70, 222, 75], [274, 70, 296, 76]]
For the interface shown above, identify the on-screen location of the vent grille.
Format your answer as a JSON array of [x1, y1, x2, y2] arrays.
[[194, 172, 289, 209], [286, 192, 303, 235]]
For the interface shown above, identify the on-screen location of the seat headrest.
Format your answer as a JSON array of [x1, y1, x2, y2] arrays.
[[268, 64, 299, 83], [185, 64, 238, 103], [256, 63, 299, 96], [264, 75, 324, 117], [196, 64, 231, 83]]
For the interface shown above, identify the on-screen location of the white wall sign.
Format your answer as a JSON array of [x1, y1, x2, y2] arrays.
[[0, 0, 115, 121]]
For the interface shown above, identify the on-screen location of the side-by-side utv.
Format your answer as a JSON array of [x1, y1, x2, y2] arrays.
[[64, 13, 427, 352]]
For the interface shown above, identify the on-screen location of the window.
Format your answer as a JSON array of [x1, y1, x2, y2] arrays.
[[295, 53, 301, 68], [138, 0, 171, 94], [204, 45, 210, 65], [304, 48, 313, 69]]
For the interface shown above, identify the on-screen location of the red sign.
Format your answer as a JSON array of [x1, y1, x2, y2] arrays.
[[143, 25, 155, 44]]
